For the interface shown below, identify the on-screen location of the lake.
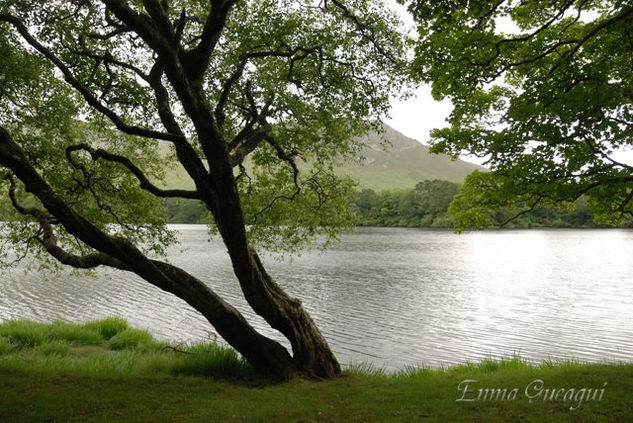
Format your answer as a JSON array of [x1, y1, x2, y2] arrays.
[[1, 226, 632, 370]]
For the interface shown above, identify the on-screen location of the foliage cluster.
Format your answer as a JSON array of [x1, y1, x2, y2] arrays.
[[352, 179, 459, 227], [407, 0, 633, 228]]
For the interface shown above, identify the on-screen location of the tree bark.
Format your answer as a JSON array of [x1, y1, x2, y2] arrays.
[[149, 260, 295, 379], [224, 245, 342, 378]]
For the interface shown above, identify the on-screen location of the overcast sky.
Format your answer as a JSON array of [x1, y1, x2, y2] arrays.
[[386, 87, 452, 146], [383, 3, 474, 162], [384, 3, 448, 145]]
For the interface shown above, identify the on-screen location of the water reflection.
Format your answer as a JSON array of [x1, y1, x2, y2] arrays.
[[1, 226, 632, 370]]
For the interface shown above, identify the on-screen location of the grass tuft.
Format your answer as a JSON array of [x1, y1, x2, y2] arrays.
[[392, 364, 436, 379], [172, 343, 251, 379], [448, 355, 529, 374], [0, 320, 48, 347], [34, 339, 73, 357], [344, 361, 387, 377], [0, 337, 17, 354], [108, 328, 156, 350], [0, 319, 104, 347], [83, 317, 128, 340], [47, 321, 103, 345]]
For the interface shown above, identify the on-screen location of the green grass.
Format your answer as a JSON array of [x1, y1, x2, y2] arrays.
[[0, 319, 251, 380], [0, 319, 631, 422], [83, 317, 129, 340]]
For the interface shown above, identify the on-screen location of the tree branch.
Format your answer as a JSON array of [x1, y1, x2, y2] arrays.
[[563, 4, 633, 60], [471, 0, 505, 32], [36, 216, 129, 270], [100, 0, 225, 187], [265, 136, 300, 192], [228, 126, 270, 167], [327, 0, 400, 65], [65, 144, 200, 200], [144, 61, 218, 198], [4, 173, 128, 270], [250, 136, 304, 224], [147, 61, 185, 136], [0, 13, 184, 143], [499, 194, 544, 227], [142, 0, 175, 42], [62, 44, 151, 81], [4, 173, 51, 220], [583, 137, 633, 173], [183, 0, 238, 82]]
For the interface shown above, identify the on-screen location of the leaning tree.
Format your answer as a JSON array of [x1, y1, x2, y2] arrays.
[[406, 0, 633, 230], [0, 0, 408, 379]]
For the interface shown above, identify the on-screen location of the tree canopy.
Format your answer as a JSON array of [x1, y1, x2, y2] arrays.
[[406, 0, 633, 230], [0, 0, 409, 378]]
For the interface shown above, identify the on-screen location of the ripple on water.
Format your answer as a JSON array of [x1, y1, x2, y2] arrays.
[[1, 227, 632, 370]]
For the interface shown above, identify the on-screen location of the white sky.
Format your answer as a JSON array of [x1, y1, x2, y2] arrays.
[[386, 86, 452, 148], [384, 3, 480, 163]]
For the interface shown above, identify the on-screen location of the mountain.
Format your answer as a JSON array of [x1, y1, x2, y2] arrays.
[[337, 124, 485, 190], [162, 123, 485, 191]]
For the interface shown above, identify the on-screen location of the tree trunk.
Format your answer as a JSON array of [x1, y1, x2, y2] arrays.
[[153, 249, 341, 379], [206, 156, 342, 378], [244, 249, 341, 378], [149, 261, 296, 379]]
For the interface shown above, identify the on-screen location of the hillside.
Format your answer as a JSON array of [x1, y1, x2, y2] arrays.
[[338, 124, 484, 190], [163, 123, 485, 191]]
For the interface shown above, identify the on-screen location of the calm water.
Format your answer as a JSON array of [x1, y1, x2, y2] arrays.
[[1, 226, 632, 370]]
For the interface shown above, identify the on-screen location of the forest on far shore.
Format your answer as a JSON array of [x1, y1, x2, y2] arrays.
[[165, 179, 611, 229], [0, 179, 609, 229]]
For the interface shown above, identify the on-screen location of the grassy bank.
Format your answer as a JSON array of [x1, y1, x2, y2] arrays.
[[0, 319, 631, 422]]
